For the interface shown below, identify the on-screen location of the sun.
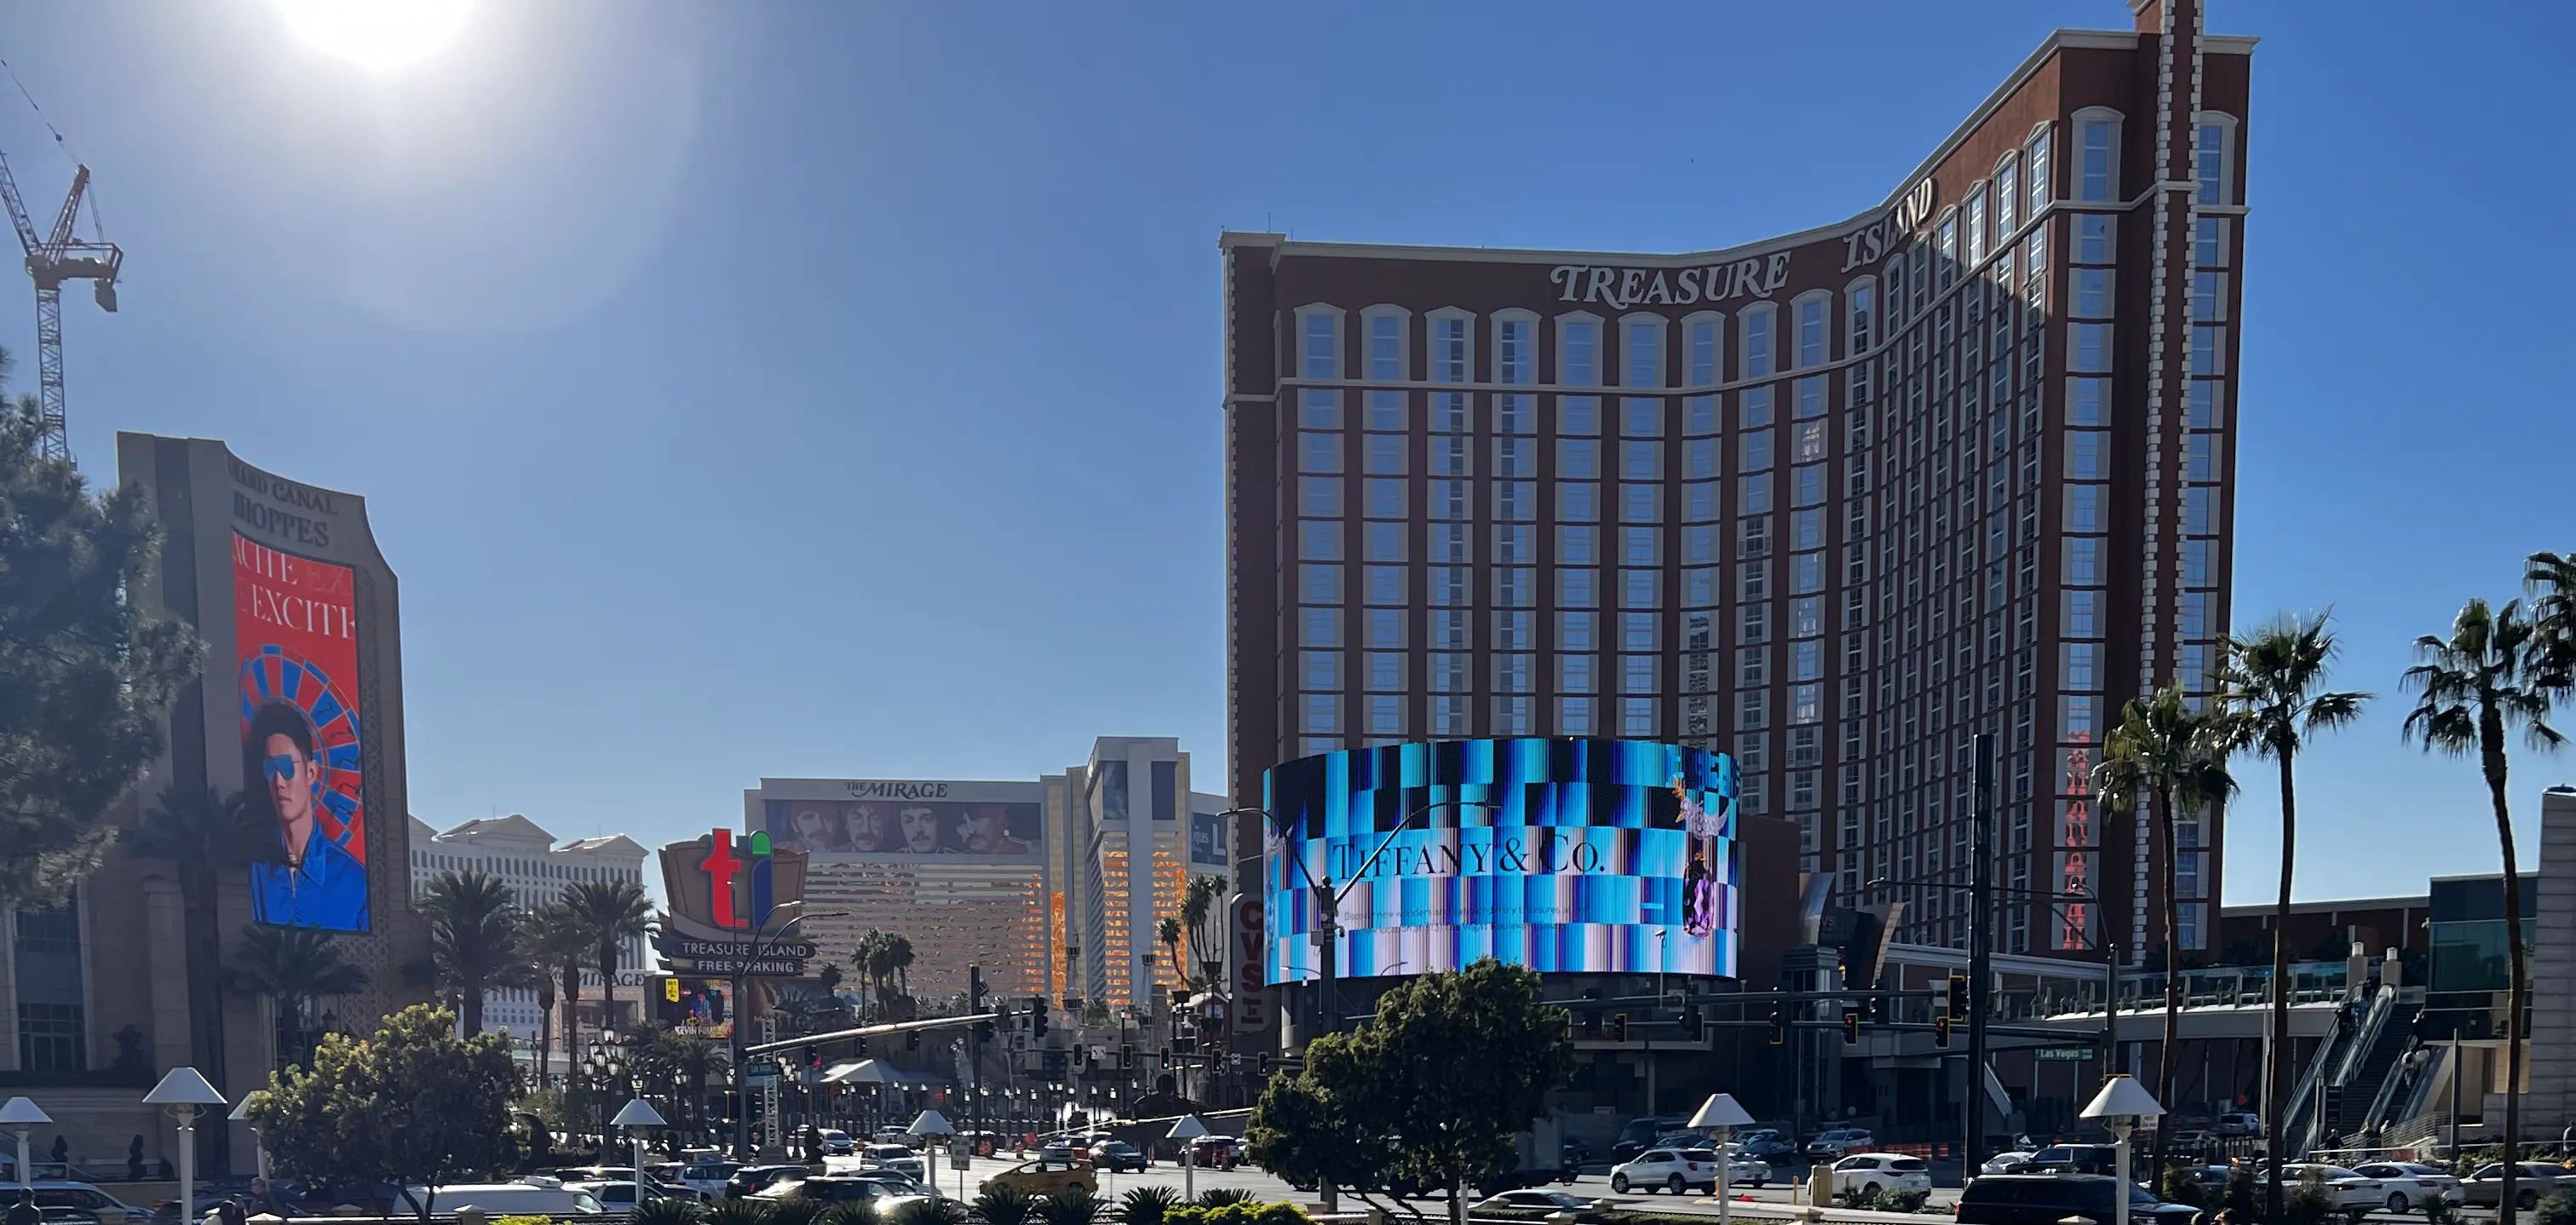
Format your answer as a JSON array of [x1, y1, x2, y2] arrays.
[[277, 0, 473, 71]]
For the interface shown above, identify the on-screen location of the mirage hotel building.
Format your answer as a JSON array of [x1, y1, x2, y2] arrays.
[[1223, 0, 2250, 965]]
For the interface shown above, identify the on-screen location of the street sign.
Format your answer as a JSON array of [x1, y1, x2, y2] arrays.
[[656, 935, 820, 962], [2033, 1046, 2092, 1061]]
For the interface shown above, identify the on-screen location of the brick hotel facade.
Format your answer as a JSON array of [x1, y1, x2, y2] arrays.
[[1223, 0, 2249, 964]]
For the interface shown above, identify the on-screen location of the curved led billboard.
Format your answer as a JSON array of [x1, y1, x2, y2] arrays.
[[1262, 738, 1737, 984]]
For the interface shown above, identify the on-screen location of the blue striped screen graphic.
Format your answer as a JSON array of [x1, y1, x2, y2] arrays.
[[1262, 738, 1738, 984]]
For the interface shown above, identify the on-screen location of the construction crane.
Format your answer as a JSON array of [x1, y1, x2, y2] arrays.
[[0, 147, 120, 463]]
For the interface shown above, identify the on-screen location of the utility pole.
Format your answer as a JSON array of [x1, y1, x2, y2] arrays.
[[1964, 733, 1996, 1172], [969, 965, 986, 1157]]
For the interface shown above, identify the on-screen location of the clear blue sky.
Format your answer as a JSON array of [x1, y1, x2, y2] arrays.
[[3, 1, 2567, 907]]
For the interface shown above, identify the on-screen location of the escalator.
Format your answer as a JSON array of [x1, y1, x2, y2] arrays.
[[2281, 983, 2396, 1159]]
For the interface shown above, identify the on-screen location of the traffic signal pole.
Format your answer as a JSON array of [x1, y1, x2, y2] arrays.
[[1964, 733, 1996, 1175]]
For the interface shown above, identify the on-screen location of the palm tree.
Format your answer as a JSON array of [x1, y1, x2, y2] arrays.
[[566, 878, 655, 1039], [128, 787, 269, 1108], [228, 924, 368, 1070], [2212, 614, 2370, 1222], [2403, 597, 2563, 1225], [1182, 873, 1228, 986], [529, 900, 592, 1080], [1158, 916, 1185, 989], [2090, 682, 2234, 1176], [2527, 551, 2576, 678], [419, 868, 527, 1037]]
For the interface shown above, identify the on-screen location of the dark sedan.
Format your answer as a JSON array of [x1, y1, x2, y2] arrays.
[[1089, 1142, 1148, 1173]]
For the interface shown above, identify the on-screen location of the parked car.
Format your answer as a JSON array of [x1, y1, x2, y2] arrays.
[[420, 1180, 607, 1216], [1738, 1130, 1798, 1162], [0, 1183, 150, 1223], [2352, 1162, 2462, 1212], [549, 1167, 698, 1200], [723, 1165, 812, 1199], [819, 1130, 859, 1157], [763, 1175, 929, 1217], [850, 1170, 934, 1199], [1699, 1147, 1769, 1188], [1469, 1190, 1590, 1215], [2167, 1130, 2216, 1153], [1088, 1142, 1148, 1173], [1189, 1136, 1245, 1170], [676, 1164, 743, 1198], [2460, 1164, 2576, 1211], [1610, 1115, 1694, 1164], [1610, 1147, 1717, 1195], [2000, 1145, 2119, 1176], [1981, 1151, 2037, 1176], [1955, 1174, 2198, 1225], [2279, 1165, 2388, 1217], [566, 1181, 667, 1210], [873, 1130, 915, 1147], [1831, 1153, 1930, 1197], [2214, 1112, 2262, 1137], [1803, 1129, 1875, 1160], [978, 1158, 1095, 1199], [865, 1145, 926, 1180]]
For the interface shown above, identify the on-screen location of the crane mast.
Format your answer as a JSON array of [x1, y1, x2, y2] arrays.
[[0, 147, 121, 463]]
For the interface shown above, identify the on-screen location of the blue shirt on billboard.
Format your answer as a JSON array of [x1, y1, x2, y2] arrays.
[[252, 832, 370, 932]]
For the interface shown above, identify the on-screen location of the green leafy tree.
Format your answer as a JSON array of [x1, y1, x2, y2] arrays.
[[246, 1004, 523, 1222], [0, 393, 203, 909], [1250, 959, 1570, 1225], [1245, 1039, 1396, 1202], [2403, 596, 2563, 1225], [421, 868, 528, 1037], [566, 878, 655, 1036], [2090, 682, 2234, 1175], [228, 924, 369, 1070], [2212, 613, 2369, 1223]]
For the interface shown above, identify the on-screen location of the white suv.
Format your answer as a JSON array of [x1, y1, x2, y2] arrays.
[[1610, 1147, 1717, 1195], [1831, 1153, 1932, 1197]]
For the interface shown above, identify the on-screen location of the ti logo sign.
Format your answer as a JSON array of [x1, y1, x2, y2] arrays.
[[657, 828, 810, 951]]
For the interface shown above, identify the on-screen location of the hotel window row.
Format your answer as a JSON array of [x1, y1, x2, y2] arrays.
[[1292, 298, 1848, 392]]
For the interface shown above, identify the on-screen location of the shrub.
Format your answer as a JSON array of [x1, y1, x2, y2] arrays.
[[2282, 1170, 2337, 1225], [2424, 1191, 2464, 1225], [2160, 1165, 2207, 1210], [1252, 1205, 1306, 1225], [2222, 1163, 2263, 1222], [631, 1203, 709, 1225], [816, 1205, 875, 1225], [975, 1184, 1038, 1225], [1195, 1190, 1260, 1209], [708, 1199, 779, 1225], [1037, 1188, 1109, 1225], [494, 1216, 560, 1225], [1879, 1188, 1929, 1213], [2536, 1190, 2576, 1225], [1120, 1186, 1182, 1225], [889, 1200, 971, 1225], [1834, 1186, 1883, 1211]]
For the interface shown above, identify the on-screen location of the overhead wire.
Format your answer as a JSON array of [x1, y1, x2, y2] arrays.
[[0, 57, 105, 241]]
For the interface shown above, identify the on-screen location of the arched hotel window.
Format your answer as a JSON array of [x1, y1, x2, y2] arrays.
[[1557, 313, 1602, 387], [1427, 308, 1475, 384], [1359, 304, 1411, 382], [2192, 112, 2240, 209], [2024, 123, 2054, 219], [1993, 152, 2019, 239], [1493, 309, 1538, 385], [1738, 302, 1777, 381], [1935, 206, 1959, 291], [1294, 304, 1343, 381], [1681, 311, 1723, 388], [1843, 277, 1877, 355], [1620, 313, 1667, 388], [1791, 290, 1832, 370], [2072, 107, 2123, 203]]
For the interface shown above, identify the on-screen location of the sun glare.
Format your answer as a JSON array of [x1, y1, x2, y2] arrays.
[[278, 0, 473, 71]]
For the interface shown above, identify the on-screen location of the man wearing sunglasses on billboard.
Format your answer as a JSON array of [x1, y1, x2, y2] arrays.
[[245, 701, 370, 931]]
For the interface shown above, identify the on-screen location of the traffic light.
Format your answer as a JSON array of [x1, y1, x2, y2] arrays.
[[1683, 1006, 1706, 1043], [1031, 997, 1050, 1038], [1934, 1015, 1952, 1049], [1610, 1013, 1630, 1043], [969, 964, 986, 1011], [1841, 1008, 1860, 1045], [1043, 1049, 1068, 1079], [906, 1028, 921, 1051], [1768, 1005, 1787, 1046], [1120, 1044, 1135, 1070], [1946, 975, 1969, 1016]]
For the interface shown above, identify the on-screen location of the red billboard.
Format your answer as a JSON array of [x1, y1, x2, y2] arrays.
[[234, 532, 370, 932]]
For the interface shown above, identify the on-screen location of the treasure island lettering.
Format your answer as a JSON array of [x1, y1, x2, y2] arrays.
[[227, 455, 342, 549]]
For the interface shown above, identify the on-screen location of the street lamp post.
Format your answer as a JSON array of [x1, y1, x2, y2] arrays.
[[726, 906, 848, 1161], [143, 1068, 227, 1225], [0, 1096, 49, 1187], [1689, 1093, 1755, 1225], [2080, 1075, 2165, 1225], [1221, 798, 1495, 1040], [612, 1098, 666, 1183]]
